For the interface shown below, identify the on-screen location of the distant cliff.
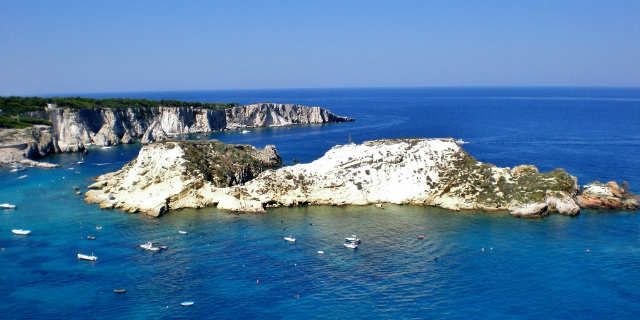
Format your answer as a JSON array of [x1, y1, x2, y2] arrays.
[[51, 103, 351, 152], [85, 138, 637, 218], [0, 103, 352, 165]]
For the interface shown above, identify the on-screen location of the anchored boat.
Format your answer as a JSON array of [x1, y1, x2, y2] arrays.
[[283, 236, 296, 243], [344, 234, 361, 244], [77, 253, 98, 261], [11, 229, 31, 235]]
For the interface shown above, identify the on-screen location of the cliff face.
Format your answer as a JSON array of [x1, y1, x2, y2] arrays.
[[49, 103, 350, 153], [225, 103, 352, 128], [0, 125, 58, 165], [85, 141, 282, 216], [85, 138, 624, 218]]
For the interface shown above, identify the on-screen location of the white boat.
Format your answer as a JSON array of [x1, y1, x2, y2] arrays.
[[95, 226, 103, 230], [140, 241, 164, 251], [11, 229, 31, 235], [0, 203, 17, 209], [180, 301, 194, 307], [241, 130, 251, 134], [76, 161, 85, 164], [317, 250, 325, 254], [344, 234, 361, 244], [283, 236, 296, 243], [178, 230, 188, 235], [375, 203, 383, 209], [77, 253, 98, 261], [343, 242, 359, 249], [101, 146, 112, 150], [17, 175, 28, 180]]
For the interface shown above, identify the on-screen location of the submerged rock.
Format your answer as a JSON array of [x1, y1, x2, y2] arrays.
[[576, 181, 639, 210], [509, 203, 549, 218], [87, 138, 587, 218]]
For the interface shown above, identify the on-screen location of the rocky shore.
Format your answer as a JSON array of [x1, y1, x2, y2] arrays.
[[84, 138, 639, 218], [0, 103, 351, 167]]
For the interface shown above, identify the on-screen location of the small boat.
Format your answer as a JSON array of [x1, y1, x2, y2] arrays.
[[76, 191, 82, 195], [180, 301, 194, 307], [76, 161, 85, 164], [344, 234, 361, 244], [12, 229, 31, 235], [416, 234, 426, 240], [113, 289, 127, 294], [283, 236, 296, 243], [0, 203, 17, 209], [375, 203, 383, 209], [101, 146, 112, 150], [241, 130, 251, 134], [178, 230, 188, 235], [17, 175, 28, 180], [455, 139, 468, 145], [343, 242, 359, 249], [317, 250, 324, 254], [140, 241, 164, 252], [87, 235, 96, 240], [95, 226, 103, 230], [77, 253, 98, 261]]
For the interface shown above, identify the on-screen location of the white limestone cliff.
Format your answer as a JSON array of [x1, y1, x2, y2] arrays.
[[85, 138, 584, 218]]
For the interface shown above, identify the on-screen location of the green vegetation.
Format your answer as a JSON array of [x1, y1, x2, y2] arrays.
[[179, 141, 281, 187], [0, 96, 239, 128]]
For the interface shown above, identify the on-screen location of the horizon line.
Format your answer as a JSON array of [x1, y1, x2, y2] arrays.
[[3, 84, 640, 98]]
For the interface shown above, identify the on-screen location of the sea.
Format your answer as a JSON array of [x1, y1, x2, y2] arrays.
[[1, 87, 639, 319]]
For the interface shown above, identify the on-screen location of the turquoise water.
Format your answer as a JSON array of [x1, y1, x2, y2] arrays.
[[1, 88, 640, 319]]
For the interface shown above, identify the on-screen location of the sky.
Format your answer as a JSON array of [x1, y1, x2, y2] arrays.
[[1, 0, 639, 95]]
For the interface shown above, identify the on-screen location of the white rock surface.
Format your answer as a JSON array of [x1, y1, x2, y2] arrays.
[[86, 138, 581, 218]]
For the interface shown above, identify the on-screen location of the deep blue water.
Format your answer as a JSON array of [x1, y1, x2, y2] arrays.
[[1, 87, 639, 319]]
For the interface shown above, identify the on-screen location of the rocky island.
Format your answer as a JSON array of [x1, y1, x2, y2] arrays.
[[85, 138, 639, 218], [0, 97, 352, 166]]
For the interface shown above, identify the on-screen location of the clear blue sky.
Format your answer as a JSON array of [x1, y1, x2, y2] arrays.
[[1, 0, 639, 95]]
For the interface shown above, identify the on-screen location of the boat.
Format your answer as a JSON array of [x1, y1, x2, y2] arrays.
[[17, 175, 28, 180], [343, 242, 359, 249], [87, 235, 96, 240], [180, 301, 194, 307], [77, 253, 98, 261], [375, 203, 383, 209], [0, 203, 17, 209], [283, 236, 296, 243], [317, 250, 325, 254], [11, 229, 31, 235], [344, 234, 361, 244], [101, 146, 112, 150], [113, 289, 127, 294], [140, 241, 164, 252], [178, 230, 188, 235], [455, 139, 468, 145], [95, 226, 103, 230], [416, 234, 426, 240], [241, 129, 251, 134], [76, 161, 85, 164]]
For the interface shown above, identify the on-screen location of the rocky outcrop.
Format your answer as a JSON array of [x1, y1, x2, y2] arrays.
[[576, 181, 639, 210], [220, 139, 580, 215], [0, 125, 59, 167], [49, 103, 351, 152], [85, 141, 282, 216], [224, 103, 352, 129], [86, 138, 592, 217]]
